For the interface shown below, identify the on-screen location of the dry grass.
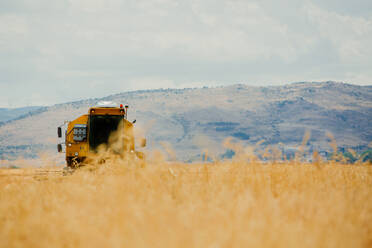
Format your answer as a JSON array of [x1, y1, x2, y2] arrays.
[[0, 153, 372, 248]]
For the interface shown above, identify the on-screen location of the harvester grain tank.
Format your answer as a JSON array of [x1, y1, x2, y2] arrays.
[[57, 104, 145, 167]]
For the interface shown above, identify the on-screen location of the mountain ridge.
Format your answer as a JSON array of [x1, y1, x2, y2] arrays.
[[0, 106, 44, 124], [0, 81, 371, 162]]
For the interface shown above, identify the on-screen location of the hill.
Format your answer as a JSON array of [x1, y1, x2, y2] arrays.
[[0, 106, 43, 124], [0, 81, 371, 162]]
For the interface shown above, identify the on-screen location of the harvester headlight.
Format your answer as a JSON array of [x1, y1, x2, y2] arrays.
[[68, 143, 72, 147], [75, 152, 79, 156]]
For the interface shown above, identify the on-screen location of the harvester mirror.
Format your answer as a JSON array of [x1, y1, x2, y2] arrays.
[[58, 127, 62, 138], [57, 144, 62, 153], [140, 138, 146, 147], [132, 119, 136, 124]]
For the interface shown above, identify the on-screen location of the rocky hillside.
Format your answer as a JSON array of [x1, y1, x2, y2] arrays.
[[0, 81, 371, 162]]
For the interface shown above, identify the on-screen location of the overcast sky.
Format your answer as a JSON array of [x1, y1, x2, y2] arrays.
[[0, 0, 371, 107]]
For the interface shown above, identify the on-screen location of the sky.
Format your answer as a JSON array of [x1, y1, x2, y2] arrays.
[[0, 0, 372, 108]]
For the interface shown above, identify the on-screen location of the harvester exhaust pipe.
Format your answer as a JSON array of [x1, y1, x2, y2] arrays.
[[125, 105, 129, 119]]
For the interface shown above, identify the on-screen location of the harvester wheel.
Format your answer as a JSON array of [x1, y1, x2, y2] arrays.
[[66, 157, 85, 168], [72, 157, 80, 168]]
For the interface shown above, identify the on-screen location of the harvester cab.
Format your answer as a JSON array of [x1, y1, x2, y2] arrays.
[[57, 104, 145, 167]]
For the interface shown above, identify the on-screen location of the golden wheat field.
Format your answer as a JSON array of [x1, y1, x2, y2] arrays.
[[0, 151, 372, 248]]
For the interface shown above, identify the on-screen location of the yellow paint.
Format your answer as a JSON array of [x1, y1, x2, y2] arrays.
[[65, 107, 136, 166], [88, 107, 125, 116], [66, 115, 89, 158]]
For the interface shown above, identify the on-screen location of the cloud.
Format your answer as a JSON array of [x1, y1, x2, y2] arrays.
[[305, 2, 372, 62], [0, 0, 371, 107]]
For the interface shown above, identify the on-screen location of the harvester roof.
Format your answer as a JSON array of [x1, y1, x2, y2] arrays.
[[89, 106, 126, 116]]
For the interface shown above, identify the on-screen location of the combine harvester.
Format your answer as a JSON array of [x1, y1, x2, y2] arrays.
[[57, 103, 146, 167]]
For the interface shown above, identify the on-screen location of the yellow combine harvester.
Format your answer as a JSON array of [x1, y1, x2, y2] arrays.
[[57, 104, 145, 167]]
